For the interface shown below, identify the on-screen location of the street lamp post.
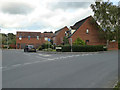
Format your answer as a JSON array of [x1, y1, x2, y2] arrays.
[[70, 38, 72, 52], [7, 34, 8, 49], [48, 38, 50, 51]]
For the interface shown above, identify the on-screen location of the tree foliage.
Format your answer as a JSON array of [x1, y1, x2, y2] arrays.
[[91, 0, 119, 45], [73, 37, 85, 45], [63, 36, 69, 45], [1, 33, 16, 45]]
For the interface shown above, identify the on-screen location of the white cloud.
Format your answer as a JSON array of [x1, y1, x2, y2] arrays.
[[0, 0, 94, 34]]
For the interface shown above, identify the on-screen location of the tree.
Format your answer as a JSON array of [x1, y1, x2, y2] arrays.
[[91, 0, 119, 46], [2, 34, 7, 45], [50, 39, 53, 45], [73, 37, 85, 45], [1, 33, 16, 45], [63, 36, 69, 45], [8, 33, 16, 45]]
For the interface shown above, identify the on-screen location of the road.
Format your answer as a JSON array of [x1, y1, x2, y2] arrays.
[[2, 50, 118, 88]]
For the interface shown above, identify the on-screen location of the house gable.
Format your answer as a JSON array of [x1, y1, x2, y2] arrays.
[[70, 16, 106, 45], [53, 26, 69, 45]]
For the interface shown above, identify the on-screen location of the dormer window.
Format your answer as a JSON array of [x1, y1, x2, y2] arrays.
[[86, 29, 89, 34], [65, 31, 68, 36]]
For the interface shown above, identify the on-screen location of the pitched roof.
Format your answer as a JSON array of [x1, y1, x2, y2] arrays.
[[68, 16, 92, 38], [53, 26, 68, 37], [17, 31, 53, 38]]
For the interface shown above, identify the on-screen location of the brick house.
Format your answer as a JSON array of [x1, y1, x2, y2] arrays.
[[68, 16, 106, 45], [52, 26, 69, 45], [16, 31, 53, 49]]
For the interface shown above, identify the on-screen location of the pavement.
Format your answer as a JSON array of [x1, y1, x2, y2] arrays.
[[2, 49, 118, 88]]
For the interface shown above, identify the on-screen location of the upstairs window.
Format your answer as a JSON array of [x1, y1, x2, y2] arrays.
[[86, 29, 89, 34], [28, 36, 30, 40], [19, 36, 22, 40], [37, 36, 39, 40], [44, 37, 48, 41], [85, 40, 89, 44]]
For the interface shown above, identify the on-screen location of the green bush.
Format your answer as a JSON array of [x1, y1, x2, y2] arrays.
[[37, 46, 42, 50], [73, 37, 86, 45], [3, 46, 7, 49], [41, 43, 52, 49], [62, 45, 71, 52], [62, 45, 107, 52], [8, 46, 14, 49], [118, 40, 120, 49]]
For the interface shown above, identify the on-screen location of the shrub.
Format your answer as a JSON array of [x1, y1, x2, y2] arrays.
[[73, 37, 86, 45], [62, 45, 106, 52], [41, 43, 52, 49], [37, 46, 42, 50], [62, 45, 71, 52], [118, 40, 120, 49]]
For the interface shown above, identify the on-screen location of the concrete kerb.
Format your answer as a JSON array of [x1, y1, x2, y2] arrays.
[[2, 49, 116, 54], [36, 50, 111, 54]]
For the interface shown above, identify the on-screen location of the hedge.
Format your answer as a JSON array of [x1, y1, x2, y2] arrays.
[[41, 43, 52, 49], [61, 45, 107, 52], [62, 45, 71, 52], [118, 40, 120, 49]]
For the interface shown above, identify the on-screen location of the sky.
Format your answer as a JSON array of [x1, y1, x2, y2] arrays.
[[0, 0, 119, 34]]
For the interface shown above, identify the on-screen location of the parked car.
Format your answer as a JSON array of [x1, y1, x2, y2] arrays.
[[24, 45, 36, 52]]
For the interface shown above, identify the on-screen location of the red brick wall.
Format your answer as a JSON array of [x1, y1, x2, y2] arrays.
[[53, 26, 69, 45], [16, 32, 53, 49], [70, 17, 106, 45], [108, 42, 118, 50]]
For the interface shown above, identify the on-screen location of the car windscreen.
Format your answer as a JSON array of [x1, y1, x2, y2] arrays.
[[28, 45, 34, 48]]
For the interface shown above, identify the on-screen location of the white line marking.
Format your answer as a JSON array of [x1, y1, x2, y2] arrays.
[[3, 53, 96, 71], [35, 56, 47, 59], [48, 59, 55, 60], [12, 64, 21, 67], [0, 67, 7, 69], [23, 63, 32, 65], [24, 53, 31, 56], [39, 54, 51, 57]]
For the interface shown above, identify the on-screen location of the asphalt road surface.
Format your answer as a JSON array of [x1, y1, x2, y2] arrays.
[[2, 50, 118, 88]]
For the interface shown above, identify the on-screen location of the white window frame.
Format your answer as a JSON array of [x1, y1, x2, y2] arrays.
[[86, 29, 89, 34], [44, 37, 48, 41], [37, 36, 39, 40]]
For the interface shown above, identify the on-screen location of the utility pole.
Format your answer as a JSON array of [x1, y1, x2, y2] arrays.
[[48, 38, 50, 51], [70, 38, 72, 52], [7, 34, 8, 49]]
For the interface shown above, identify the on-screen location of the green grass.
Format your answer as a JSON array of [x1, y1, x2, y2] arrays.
[[114, 82, 120, 90]]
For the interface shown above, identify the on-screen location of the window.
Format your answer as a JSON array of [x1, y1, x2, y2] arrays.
[[19, 36, 22, 40], [85, 40, 89, 44], [44, 37, 48, 41], [86, 29, 89, 34], [37, 36, 39, 40], [65, 31, 68, 36], [28, 36, 30, 40]]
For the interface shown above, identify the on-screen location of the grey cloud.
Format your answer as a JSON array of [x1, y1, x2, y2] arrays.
[[1, 2, 34, 15], [48, 2, 92, 10]]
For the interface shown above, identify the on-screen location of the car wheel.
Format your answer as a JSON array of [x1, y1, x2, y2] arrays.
[[24, 49, 27, 52]]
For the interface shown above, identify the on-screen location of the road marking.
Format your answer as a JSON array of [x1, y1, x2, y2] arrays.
[[23, 53, 31, 56], [23, 63, 32, 65], [0, 67, 7, 69], [39, 54, 51, 57], [2, 53, 97, 71], [35, 56, 47, 59], [12, 64, 21, 67], [48, 58, 55, 60]]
